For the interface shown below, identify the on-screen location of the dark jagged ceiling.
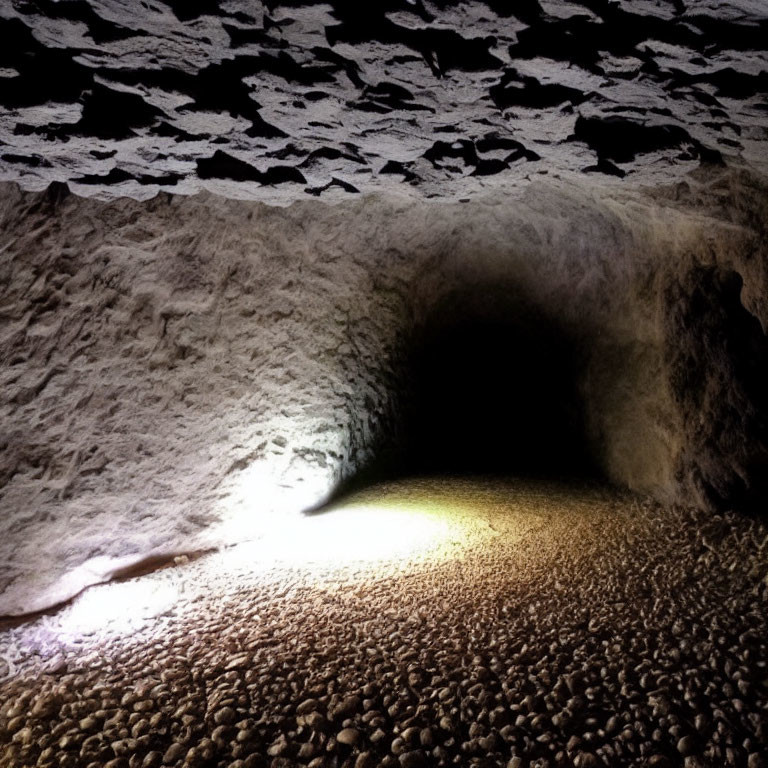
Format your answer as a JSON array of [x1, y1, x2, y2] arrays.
[[1, 0, 766, 202]]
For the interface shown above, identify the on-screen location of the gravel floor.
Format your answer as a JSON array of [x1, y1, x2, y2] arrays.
[[1, 478, 767, 768]]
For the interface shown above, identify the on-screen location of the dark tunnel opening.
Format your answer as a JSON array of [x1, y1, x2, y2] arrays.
[[397, 291, 598, 482]]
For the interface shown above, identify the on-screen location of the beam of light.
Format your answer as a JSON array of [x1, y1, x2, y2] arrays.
[[223, 502, 457, 570], [43, 501, 458, 646], [212, 479, 493, 580], [43, 483, 482, 645], [53, 574, 179, 641], [210, 455, 341, 545]]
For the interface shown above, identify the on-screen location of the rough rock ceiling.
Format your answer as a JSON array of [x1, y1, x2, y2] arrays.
[[1, 0, 767, 202]]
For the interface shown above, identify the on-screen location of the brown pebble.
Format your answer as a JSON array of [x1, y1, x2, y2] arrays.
[[399, 750, 427, 768], [337, 728, 360, 746], [79, 716, 98, 732], [142, 752, 162, 768], [355, 752, 376, 768], [162, 743, 185, 764], [678, 735, 696, 756], [214, 707, 236, 725]]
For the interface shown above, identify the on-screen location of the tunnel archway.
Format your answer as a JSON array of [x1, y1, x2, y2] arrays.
[[399, 288, 596, 480]]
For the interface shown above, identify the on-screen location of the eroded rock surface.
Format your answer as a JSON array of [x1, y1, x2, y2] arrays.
[[0, 1, 766, 202], [1, 168, 767, 614]]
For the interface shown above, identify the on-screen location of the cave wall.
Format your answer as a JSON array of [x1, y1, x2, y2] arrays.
[[1, 167, 767, 614]]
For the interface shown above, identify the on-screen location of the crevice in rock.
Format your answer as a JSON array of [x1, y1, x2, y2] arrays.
[[196, 150, 306, 184], [572, 116, 723, 166], [490, 69, 589, 110]]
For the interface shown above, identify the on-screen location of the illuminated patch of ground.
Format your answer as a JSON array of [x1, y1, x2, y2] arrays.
[[1, 478, 767, 768]]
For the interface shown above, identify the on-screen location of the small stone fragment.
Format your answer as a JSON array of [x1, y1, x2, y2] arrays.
[[162, 743, 185, 765], [337, 728, 360, 746], [677, 735, 696, 756], [214, 707, 236, 726], [399, 751, 427, 768]]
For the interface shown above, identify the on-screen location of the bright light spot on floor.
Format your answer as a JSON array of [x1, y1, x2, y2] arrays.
[[243, 504, 455, 567], [44, 483, 496, 644], [215, 485, 488, 576], [13, 480, 522, 654], [48, 500, 461, 642], [56, 576, 178, 639]]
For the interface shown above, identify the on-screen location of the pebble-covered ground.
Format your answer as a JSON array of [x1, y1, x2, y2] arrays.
[[1, 478, 767, 768]]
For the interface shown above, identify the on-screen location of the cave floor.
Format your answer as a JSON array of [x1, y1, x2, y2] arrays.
[[1, 478, 767, 768]]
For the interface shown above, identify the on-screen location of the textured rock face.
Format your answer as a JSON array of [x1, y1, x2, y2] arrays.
[[1, 0, 767, 615], [1, 167, 768, 614], [0, 1, 767, 202]]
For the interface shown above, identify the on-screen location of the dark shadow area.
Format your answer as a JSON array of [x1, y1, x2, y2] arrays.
[[667, 266, 768, 513], [401, 301, 595, 479], [316, 288, 600, 510]]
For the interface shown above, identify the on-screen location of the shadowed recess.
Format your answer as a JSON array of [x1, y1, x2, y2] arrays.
[[402, 293, 594, 479]]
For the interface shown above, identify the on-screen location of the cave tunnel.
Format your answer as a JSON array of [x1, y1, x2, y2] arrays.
[[400, 295, 594, 481], [2, 2, 768, 767]]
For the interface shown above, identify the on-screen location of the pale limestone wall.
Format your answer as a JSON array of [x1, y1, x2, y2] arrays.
[[0, 167, 766, 614]]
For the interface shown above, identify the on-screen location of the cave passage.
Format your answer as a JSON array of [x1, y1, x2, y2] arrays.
[[400, 298, 595, 481]]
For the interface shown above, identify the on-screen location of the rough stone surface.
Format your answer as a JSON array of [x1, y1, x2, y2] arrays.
[[0, 478, 766, 768], [0, 1, 766, 202], [1, 166, 768, 615], [1, 0, 768, 619]]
